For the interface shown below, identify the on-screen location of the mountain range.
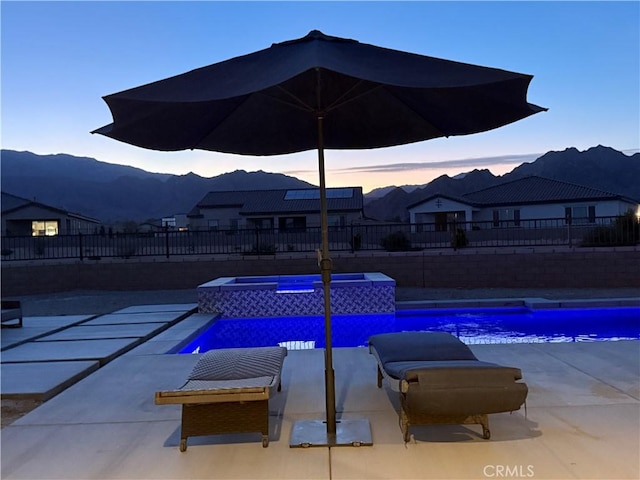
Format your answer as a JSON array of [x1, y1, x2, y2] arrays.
[[1, 146, 638, 223], [1, 150, 313, 223], [364, 146, 640, 221]]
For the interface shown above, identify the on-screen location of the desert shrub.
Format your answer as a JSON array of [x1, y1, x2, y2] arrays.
[[451, 228, 468, 249], [581, 226, 614, 246], [581, 210, 639, 246], [615, 209, 640, 244], [380, 231, 412, 251], [116, 240, 137, 258], [350, 233, 362, 251], [33, 237, 46, 256], [248, 243, 277, 255]]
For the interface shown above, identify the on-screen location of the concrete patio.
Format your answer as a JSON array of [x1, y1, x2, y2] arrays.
[[1, 299, 639, 479]]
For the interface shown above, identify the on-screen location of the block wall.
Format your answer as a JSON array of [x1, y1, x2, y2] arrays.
[[2, 247, 638, 296]]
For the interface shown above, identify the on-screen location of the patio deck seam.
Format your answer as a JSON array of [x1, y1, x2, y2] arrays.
[[1, 307, 200, 409], [528, 343, 640, 402], [0, 314, 101, 352]]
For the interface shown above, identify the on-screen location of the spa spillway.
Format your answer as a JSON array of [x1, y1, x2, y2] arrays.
[[197, 272, 396, 317]]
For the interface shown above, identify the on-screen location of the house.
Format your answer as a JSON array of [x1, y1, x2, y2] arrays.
[[1, 192, 101, 236], [407, 176, 639, 231], [187, 187, 364, 231], [137, 215, 189, 233], [162, 214, 188, 231]]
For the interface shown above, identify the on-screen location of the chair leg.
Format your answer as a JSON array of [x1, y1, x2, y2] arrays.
[[397, 409, 492, 442], [179, 400, 270, 451], [377, 366, 383, 388], [400, 409, 410, 443], [478, 414, 491, 439]]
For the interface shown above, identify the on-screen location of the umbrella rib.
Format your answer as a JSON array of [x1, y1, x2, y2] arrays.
[[381, 88, 448, 138], [185, 91, 313, 150], [270, 81, 387, 116], [271, 86, 316, 113], [323, 80, 381, 113]]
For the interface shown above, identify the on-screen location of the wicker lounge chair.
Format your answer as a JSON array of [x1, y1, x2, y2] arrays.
[[155, 346, 287, 451], [369, 332, 527, 441]]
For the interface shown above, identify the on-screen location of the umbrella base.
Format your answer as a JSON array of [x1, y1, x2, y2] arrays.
[[289, 418, 373, 447]]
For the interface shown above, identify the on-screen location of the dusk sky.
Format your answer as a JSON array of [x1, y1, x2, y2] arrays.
[[2, 1, 638, 193]]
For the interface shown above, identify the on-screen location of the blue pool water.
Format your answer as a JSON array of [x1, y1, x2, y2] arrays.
[[178, 306, 640, 353]]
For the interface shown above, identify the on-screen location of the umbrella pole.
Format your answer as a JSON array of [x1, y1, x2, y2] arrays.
[[316, 115, 337, 436], [289, 115, 372, 448]]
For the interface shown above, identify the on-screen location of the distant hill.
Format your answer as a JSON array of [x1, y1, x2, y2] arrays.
[[0, 150, 173, 183], [1, 150, 313, 222], [504, 146, 638, 197], [365, 184, 423, 200], [2, 146, 637, 223], [364, 146, 640, 222]]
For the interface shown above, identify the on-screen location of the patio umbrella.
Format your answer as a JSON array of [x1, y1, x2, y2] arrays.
[[93, 30, 546, 447]]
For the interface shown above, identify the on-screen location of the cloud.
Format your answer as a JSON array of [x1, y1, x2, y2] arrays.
[[335, 153, 543, 175], [283, 148, 639, 177], [622, 148, 640, 156]]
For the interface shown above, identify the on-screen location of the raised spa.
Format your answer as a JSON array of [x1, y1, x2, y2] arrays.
[[197, 272, 395, 317]]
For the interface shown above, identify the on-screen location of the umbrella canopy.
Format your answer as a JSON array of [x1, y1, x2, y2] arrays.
[[94, 30, 545, 154], [94, 30, 545, 447]]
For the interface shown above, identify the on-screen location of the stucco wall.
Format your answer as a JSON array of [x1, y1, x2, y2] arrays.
[[471, 200, 635, 223], [1, 246, 638, 297]]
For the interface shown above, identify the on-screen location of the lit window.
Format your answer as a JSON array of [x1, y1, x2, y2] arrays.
[[31, 220, 59, 236]]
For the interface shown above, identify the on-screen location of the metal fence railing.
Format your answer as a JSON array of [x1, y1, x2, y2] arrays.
[[1, 215, 638, 262]]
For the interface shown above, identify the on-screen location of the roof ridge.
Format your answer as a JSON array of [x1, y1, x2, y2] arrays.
[[463, 175, 620, 198]]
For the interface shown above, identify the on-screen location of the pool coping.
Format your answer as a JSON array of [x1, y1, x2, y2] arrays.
[[396, 297, 640, 310], [3, 298, 638, 402]]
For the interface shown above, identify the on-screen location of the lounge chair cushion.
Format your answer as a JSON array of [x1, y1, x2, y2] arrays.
[[156, 346, 288, 405], [180, 377, 276, 391], [369, 332, 525, 391], [370, 331, 478, 365], [188, 347, 286, 382], [382, 359, 513, 381], [401, 363, 527, 415]]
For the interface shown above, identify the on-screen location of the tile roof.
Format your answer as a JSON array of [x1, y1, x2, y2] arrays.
[[1, 192, 32, 213], [193, 187, 363, 216], [462, 176, 625, 206], [1, 191, 100, 222]]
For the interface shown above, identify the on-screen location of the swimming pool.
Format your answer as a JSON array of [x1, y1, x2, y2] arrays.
[[178, 306, 640, 353]]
